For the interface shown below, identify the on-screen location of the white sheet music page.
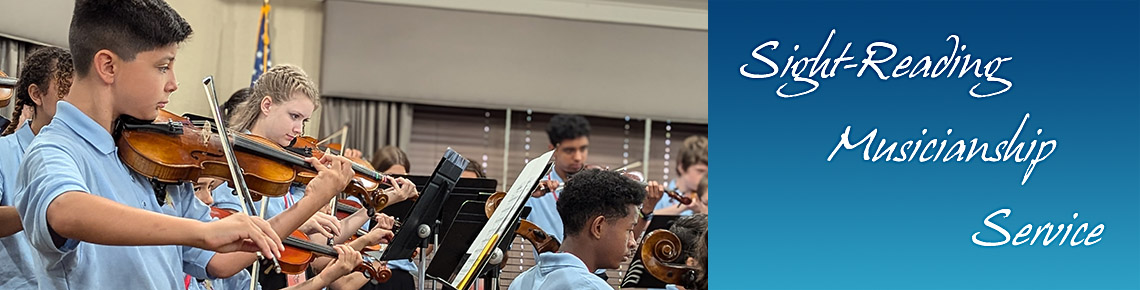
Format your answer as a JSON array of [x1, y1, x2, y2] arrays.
[[449, 150, 553, 288]]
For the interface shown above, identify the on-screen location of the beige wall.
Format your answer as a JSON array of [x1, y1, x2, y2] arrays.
[[164, 0, 325, 136]]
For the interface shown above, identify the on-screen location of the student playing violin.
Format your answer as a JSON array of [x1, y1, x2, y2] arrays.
[[214, 64, 403, 289], [9, 1, 349, 289]]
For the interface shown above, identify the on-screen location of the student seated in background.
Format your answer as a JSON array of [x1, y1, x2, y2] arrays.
[[655, 135, 708, 216]]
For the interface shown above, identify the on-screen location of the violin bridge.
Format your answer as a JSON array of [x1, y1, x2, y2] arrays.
[[200, 122, 212, 145]]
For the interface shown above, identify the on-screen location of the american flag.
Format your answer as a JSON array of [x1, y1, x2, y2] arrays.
[[251, 1, 272, 86]]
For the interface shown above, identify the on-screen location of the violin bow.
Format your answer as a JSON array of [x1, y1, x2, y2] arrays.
[[203, 76, 280, 290]]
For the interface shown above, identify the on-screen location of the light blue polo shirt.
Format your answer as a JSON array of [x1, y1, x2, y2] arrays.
[[212, 181, 305, 220], [507, 252, 612, 290], [0, 121, 40, 289], [525, 170, 565, 242], [15, 101, 215, 289]]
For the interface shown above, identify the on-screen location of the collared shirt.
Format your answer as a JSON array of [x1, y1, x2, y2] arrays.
[[212, 182, 305, 219], [508, 252, 612, 290], [525, 170, 565, 242], [0, 121, 40, 289], [654, 180, 693, 216], [15, 101, 215, 289]]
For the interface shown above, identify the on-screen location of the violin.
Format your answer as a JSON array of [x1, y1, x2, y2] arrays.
[[210, 206, 392, 283], [558, 163, 692, 205], [278, 230, 391, 283], [640, 229, 700, 287], [117, 110, 388, 211], [117, 109, 296, 199], [333, 198, 384, 252], [618, 170, 692, 205], [290, 136, 393, 212], [0, 70, 15, 108], [485, 191, 560, 254]]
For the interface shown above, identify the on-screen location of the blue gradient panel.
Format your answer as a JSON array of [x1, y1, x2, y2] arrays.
[[712, 0, 1140, 289]]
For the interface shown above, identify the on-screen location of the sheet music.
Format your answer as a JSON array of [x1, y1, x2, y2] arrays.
[[449, 150, 553, 288]]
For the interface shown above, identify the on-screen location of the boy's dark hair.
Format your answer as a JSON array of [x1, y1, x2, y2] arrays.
[[669, 214, 708, 261], [463, 157, 486, 178], [223, 87, 252, 119], [70, 0, 192, 78], [546, 114, 591, 146], [3, 47, 73, 136], [557, 169, 645, 236]]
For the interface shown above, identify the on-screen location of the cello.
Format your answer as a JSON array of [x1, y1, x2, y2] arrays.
[[640, 229, 701, 287], [483, 191, 560, 254]]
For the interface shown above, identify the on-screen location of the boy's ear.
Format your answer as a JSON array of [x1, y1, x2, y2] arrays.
[[589, 215, 606, 239], [92, 49, 117, 85]]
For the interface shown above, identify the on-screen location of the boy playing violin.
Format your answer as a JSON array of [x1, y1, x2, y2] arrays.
[[14, 0, 357, 288]]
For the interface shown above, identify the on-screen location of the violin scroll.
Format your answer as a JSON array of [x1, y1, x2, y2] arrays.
[[640, 229, 699, 286]]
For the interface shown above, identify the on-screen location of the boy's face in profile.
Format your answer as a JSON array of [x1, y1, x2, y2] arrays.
[[598, 204, 640, 270], [112, 44, 179, 121]]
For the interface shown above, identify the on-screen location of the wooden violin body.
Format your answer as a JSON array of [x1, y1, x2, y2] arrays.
[[279, 230, 392, 283], [117, 110, 296, 199], [640, 229, 699, 287]]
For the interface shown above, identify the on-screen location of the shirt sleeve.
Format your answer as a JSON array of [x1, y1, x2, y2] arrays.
[[211, 182, 244, 213], [169, 182, 218, 279], [182, 245, 217, 280], [15, 143, 89, 255]]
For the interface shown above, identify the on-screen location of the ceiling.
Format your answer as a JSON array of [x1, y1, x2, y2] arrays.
[[341, 0, 708, 30]]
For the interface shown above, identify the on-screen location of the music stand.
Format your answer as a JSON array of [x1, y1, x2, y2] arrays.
[[378, 148, 468, 261], [382, 175, 497, 239], [443, 151, 553, 290], [426, 201, 534, 290]]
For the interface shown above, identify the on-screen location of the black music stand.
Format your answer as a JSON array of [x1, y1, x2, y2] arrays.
[[378, 149, 468, 261]]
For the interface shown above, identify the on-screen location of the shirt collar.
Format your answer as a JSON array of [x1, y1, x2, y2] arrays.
[[13, 120, 34, 152], [54, 101, 116, 155], [538, 252, 591, 272]]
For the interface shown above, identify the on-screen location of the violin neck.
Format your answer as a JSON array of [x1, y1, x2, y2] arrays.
[[284, 235, 339, 257], [232, 135, 314, 169], [336, 202, 358, 215]]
